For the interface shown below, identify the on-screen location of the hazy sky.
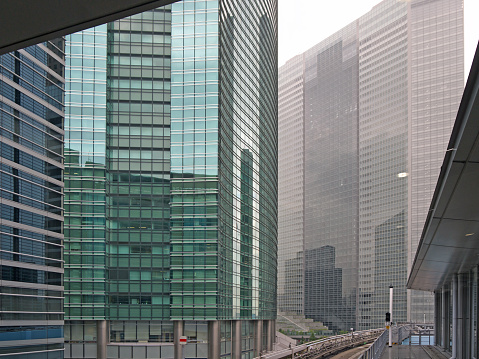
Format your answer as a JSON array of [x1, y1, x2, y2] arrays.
[[279, 0, 479, 77]]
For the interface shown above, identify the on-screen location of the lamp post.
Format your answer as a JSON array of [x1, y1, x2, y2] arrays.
[[389, 286, 393, 347]]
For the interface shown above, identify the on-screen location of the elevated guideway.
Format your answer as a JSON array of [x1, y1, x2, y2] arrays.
[[258, 329, 384, 359], [261, 324, 430, 359]]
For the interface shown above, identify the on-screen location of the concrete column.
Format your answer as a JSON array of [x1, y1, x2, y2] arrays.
[[254, 320, 263, 357], [442, 287, 448, 350], [446, 288, 451, 351], [466, 273, 472, 359], [97, 320, 108, 359], [469, 271, 476, 359], [476, 266, 479, 359], [451, 274, 458, 359], [266, 320, 274, 351], [208, 321, 221, 359], [232, 320, 242, 359], [435, 291, 441, 346], [174, 320, 184, 359], [271, 320, 276, 349], [458, 273, 465, 359]]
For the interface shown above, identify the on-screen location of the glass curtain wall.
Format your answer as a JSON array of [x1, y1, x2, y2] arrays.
[[106, 7, 172, 324], [277, 55, 304, 315], [357, 1, 409, 329], [0, 39, 65, 358], [170, 0, 277, 322], [407, 0, 464, 323], [218, 0, 278, 322], [64, 25, 108, 331], [302, 25, 359, 331], [170, 0, 221, 321]]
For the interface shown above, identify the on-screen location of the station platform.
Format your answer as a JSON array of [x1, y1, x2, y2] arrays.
[[380, 345, 449, 359]]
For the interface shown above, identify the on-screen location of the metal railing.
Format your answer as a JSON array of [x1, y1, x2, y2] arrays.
[[357, 329, 388, 359], [259, 324, 420, 359], [356, 324, 417, 359]]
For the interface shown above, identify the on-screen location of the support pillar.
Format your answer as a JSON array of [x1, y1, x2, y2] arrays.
[[435, 291, 441, 346], [442, 287, 448, 350], [254, 320, 263, 357], [174, 320, 184, 359], [208, 321, 221, 359], [458, 273, 464, 359], [471, 272, 476, 359], [476, 266, 479, 359], [471, 271, 477, 359], [232, 320, 242, 359], [266, 320, 274, 352], [466, 273, 472, 359], [451, 275, 458, 359], [97, 320, 108, 359]]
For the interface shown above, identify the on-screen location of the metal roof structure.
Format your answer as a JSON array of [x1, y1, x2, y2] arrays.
[[0, 0, 179, 55], [408, 42, 479, 292]]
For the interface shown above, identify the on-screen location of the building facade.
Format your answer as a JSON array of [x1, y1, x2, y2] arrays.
[[63, 1, 278, 358], [278, 0, 463, 331], [0, 40, 65, 358], [277, 54, 304, 316]]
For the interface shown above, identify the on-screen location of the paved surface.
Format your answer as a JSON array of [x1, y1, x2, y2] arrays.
[[329, 344, 370, 359], [380, 345, 449, 359]]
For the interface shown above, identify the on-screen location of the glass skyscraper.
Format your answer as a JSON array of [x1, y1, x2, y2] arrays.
[[0, 40, 65, 358], [62, 1, 277, 358], [278, 0, 463, 331]]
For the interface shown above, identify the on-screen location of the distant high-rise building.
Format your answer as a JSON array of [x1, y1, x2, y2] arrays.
[[0, 40, 65, 358], [278, 0, 463, 331], [63, 1, 278, 358]]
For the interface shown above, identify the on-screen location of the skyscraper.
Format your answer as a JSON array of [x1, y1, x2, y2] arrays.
[[278, 0, 463, 331], [0, 40, 65, 358], [63, 1, 278, 358]]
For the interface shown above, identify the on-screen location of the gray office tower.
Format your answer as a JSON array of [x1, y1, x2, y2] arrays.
[[278, 0, 464, 330]]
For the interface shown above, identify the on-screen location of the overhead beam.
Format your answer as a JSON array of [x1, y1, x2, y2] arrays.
[[0, 0, 180, 55]]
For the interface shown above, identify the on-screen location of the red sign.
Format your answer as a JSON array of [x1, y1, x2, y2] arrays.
[[179, 336, 187, 345]]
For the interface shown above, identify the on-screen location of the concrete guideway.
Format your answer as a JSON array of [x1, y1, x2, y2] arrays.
[[329, 344, 372, 359], [380, 346, 449, 359]]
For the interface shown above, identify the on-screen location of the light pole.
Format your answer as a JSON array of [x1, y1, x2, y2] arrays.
[[389, 285, 393, 347]]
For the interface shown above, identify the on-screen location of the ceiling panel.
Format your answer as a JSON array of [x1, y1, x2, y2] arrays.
[[0, 0, 179, 55], [456, 105, 479, 162], [428, 219, 479, 249], [432, 163, 463, 218], [443, 163, 479, 221]]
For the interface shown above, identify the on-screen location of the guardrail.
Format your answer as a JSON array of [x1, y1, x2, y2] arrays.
[[356, 324, 417, 359], [396, 324, 414, 344], [357, 329, 387, 359], [258, 329, 384, 359]]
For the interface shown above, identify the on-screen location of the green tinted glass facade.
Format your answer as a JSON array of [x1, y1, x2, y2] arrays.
[[170, 0, 277, 321], [106, 7, 172, 322], [170, 0, 221, 321], [64, 25, 108, 321], [63, 1, 277, 356]]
